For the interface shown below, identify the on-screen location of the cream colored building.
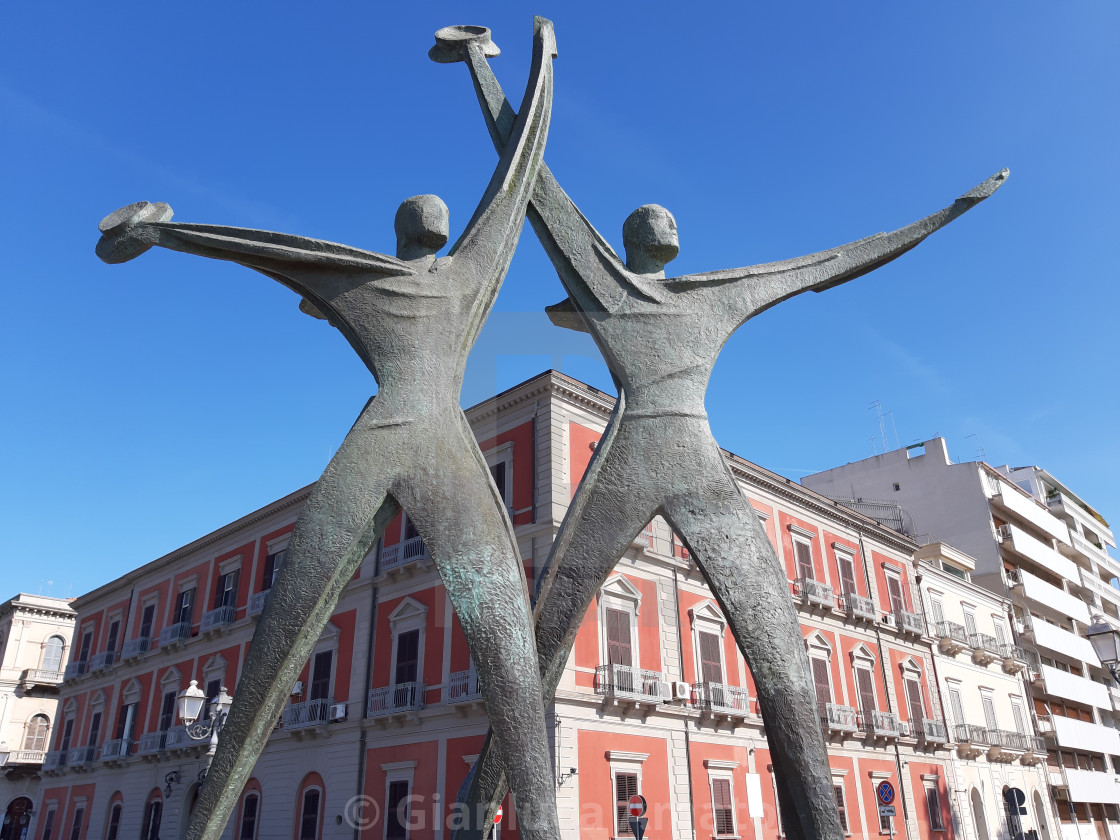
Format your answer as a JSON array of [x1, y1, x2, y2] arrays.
[[916, 541, 1058, 840], [0, 593, 75, 833]]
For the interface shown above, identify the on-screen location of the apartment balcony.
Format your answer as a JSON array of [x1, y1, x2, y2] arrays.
[[987, 480, 1071, 545], [1020, 735, 1047, 766], [843, 593, 876, 622], [1028, 619, 1098, 666], [1077, 566, 1120, 613], [860, 709, 901, 741], [934, 621, 969, 656], [282, 698, 335, 731], [798, 578, 835, 610], [120, 636, 151, 660], [894, 609, 925, 637], [986, 729, 1028, 763], [42, 750, 66, 773], [1000, 644, 1030, 674], [136, 731, 167, 756], [1033, 664, 1112, 709], [693, 681, 750, 720], [447, 669, 483, 705], [367, 683, 423, 720], [997, 522, 1078, 582], [823, 703, 859, 735], [158, 621, 192, 649], [164, 725, 192, 751], [954, 724, 989, 759], [1109, 685, 1120, 715], [19, 668, 63, 689], [969, 632, 1001, 666], [596, 664, 668, 708], [1040, 714, 1120, 754], [99, 739, 131, 764], [89, 650, 117, 672], [1048, 492, 1116, 549], [63, 661, 88, 681], [201, 604, 236, 633], [5, 749, 46, 766], [248, 588, 270, 616], [1009, 567, 1091, 625], [67, 746, 97, 770], [1053, 767, 1120, 805], [378, 536, 431, 576], [918, 718, 949, 747]]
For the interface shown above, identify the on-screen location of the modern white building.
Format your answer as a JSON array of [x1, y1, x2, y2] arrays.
[[0, 593, 76, 837], [804, 438, 1120, 840]]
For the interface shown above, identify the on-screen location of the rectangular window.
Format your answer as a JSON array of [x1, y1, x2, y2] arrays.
[[949, 688, 966, 731], [905, 678, 926, 727], [299, 789, 320, 840], [1011, 698, 1027, 735], [993, 620, 1008, 648], [879, 799, 892, 834], [201, 679, 221, 721], [929, 598, 945, 627], [490, 460, 508, 503], [78, 631, 92, 664], [834, 785, 849, 833], [699, 631, 723, 685], [981, 693, 998, 731], [963, 609, 978, 637], [139, 604, 156, 639], [215, 569, 240, 609], [403, 514, 420, 542], [106, 619, 120, 654], [386, 780, 409, 840], [176, 588, 195, 626], [712, 777, 735, 836], [68, 807, 84, 840], [59, 718, 74, 753], [262, 549, 286, 590], [395, 629, 419, 685], [310, 651, 333, 700], [811, 657, 831, 718], [925, 784, 945, 830], [605, 608, 633, 668], [615, 772, 639, 836], [105, 804, 122, 840], [141, 801, 162, 840], [87, 711, 102, 747], [856, 668, 876, 717], [794, 541, 814, 581], [239, 795, 259, 840], [836, 552, 857, 595], [159, 691, 176, 732], [41, 807, 56, 840], [115, 702, 137, 741], [885, 573, 905, 612]]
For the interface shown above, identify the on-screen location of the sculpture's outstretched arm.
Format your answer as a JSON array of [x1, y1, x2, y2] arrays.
[[434, 26, 665, 317], [674, 169, 1008, 320]]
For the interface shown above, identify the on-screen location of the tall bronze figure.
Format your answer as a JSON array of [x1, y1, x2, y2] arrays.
[[435, 25, 1006, 840], [96, 19, 559, 840]]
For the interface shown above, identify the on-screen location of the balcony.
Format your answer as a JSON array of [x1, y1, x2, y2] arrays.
[[164, 725, 191, 750], [1000, 644, 1030, 674], [1048, 492, 1115, 550], [1109, 685, 1120, 715], [969, 632, 1001, 666], [692, 681, 750, 720], [158, 621, 192, 648], [19, 668, 63, 689], [986, 729, 1028, 763], [1078, 566, 1120, 612], [860, 709, 901, 740], [89, 650, 117, 672], [42, 750, 66, 772], [843, 593, 876, 622], [1042, 714, 1120, 754], [67, 745, 97, 770], [121, 636, 151, 660], [5, 749, 46, 766], [955, 724, 989, 758], [283, 698, 335, 730], [1025, 617, 1098, 665], [918, 718, 949, 746], [1054, 767, 1120, 805], [934, 621, 969, 655], [596, 664, 669, 709], [447, 669, 483, 705], [1033, 664, 1112, 709], [63, 661, 88, 681], [248, 589, 270, 616], [99, 739, 131, 763], [201, 604, 236, 632], [378, 536, 430, 576], [997, 522, 1078, 582], [136, 731, 167, 756], [895, 609, 925, 637], [367, 683, 423, 719], [1010, 568, 1091, 625], [988, 480, 1070, 545], [798, 578, 835, 610], [1021, 735, 1047, 766], [823, 703, 859, 735]]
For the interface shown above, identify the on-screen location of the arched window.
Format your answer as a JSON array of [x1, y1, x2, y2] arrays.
[[239, 792, 260, 840], [42, 636, 65, 672], [299, 788, 321, 840], [141, 793, 163, 840], [103, 801, 122, 840], [23, 714, 50, 751]]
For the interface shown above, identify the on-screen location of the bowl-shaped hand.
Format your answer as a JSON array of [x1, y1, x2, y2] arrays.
[[96, 201, 173, 264]]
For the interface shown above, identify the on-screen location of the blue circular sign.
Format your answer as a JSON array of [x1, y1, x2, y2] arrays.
[[877, 781, 896, 805]]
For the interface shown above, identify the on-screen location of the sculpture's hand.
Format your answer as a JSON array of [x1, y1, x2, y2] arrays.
[[95, 201, 174, 264]]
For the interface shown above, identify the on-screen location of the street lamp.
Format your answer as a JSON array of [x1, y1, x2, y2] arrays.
[[176, 679, 233, 786], [1085, 617, 1120, 683]]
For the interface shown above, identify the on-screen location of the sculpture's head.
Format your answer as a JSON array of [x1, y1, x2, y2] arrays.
[[622, 204, 679, 276], [395, 195, 450, 259]]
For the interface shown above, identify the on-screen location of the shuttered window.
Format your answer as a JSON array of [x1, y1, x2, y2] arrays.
[[856, 668, 876, 716], [87, 711, 102, 747], [886, 574, 905, 612], [982, 694, 998, 731], [699, 631, 724, 685], [68, 807, 84, 840], [834, 785, 849, 832], [159, 691, 176, 732], [616, 772, 639, 835], [139, 604, 155, 640], [795, 541, 814, 581], [395, 630, 419, 685], [712, 777, 735, 836], [106, 620, 120, 655], [905, 678, 925, 727], [963, 610, 978, 637], [837, 553, 857, 595], [949, 688, 966, 730], [925, 784, 945, 830], [215, 569, 239, 609], [930, 598, 945, 627], [262, 550, 286, 590], [811, 657, 832, 717], [175, 589, 194, 626], [606, 609, 633, 667]]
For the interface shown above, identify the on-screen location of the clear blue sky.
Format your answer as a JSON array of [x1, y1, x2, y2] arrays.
[[1, 2, 1116, 598]]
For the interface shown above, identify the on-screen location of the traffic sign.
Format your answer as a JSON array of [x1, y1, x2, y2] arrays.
[[494, 806, 503, 825], [1004, 788, 1027, 816], [628, 795, 647, 818], [876, 781, 896, 805], [879, 806, 896, 818], [628, 816, 649, 840]]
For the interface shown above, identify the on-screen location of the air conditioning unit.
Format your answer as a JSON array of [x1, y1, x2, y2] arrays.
[[329, 703, 347, 722], [881, 614, 897, 629], [673, 681, 692, 701], [898, 721, 911, 736], [291, 681, 303, 696], [656, 681, 673, 702]]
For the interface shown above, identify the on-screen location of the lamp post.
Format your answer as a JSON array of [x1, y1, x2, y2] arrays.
[[1085, 617, 1120, 684], [176, 679, 233, 787]]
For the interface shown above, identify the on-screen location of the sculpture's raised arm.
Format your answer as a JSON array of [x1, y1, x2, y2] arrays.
[[681, 169, 1008, 320], [433, 25, 664, 315]]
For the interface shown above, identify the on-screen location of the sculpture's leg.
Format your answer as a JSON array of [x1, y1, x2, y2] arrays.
[[453, 414, 659, 840], [185, 398, 401, 840], [392, 410, 561, 840], [663, 435, 842, 840]]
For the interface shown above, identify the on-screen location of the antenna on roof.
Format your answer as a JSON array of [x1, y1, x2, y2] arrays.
[[869, 401, 900, 452]]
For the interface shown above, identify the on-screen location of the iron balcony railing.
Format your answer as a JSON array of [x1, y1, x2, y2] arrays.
[[798, 578, 835, 609], [99, 739, 131, 761], [42, 750, 65, 771], [248, 589, 270, 615], [861, 709, 901, 738], [692, 681, 750, 717], [823, 703, 859, 733], [379, 536, 430, 574], [368, 683, 423, 717], [63, 661, 88, 680], [67, 746, 96, 767], [158, 621, 192, 647], [596, 665, 667, 704], [843, 593, 876, 621], [8, 749, 46, 765], [136, 731, 167, 755], [934, 621, 969, 652], [920, 719, 949, 743], [20, 668, 63, 686], [201, 604, 236, 631], [895, 610, 926, 636], [89, 650, 117, 671], [121, 636, 151, 659], [164, 725, 190, 750], [987, 729, 1028, 751], [283, 698, 335, 729], [447, 669, 482, 704], [970, 632, 1001, 658], [955, 724, 989, 745]]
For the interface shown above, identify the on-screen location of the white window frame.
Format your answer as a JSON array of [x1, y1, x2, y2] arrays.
[[609, 751, 648, 838], [298, 784, 324, 840], [382, 760, 417, 840], [805, 631, 834, 707], [789, 524, 817, 582], [309, 621, 340, 700], [832, 544, 857, 595], [883, 566, 905, 613], [598, 575, 643, 670], [923, 775, 945, 831], [483, 441, 515, 512], [689, 599, 728, 687], [387, 598, 428, 689], [238, 791, 261, 840], [705, 759, 740, 839], [831, 769, 851, 837]]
